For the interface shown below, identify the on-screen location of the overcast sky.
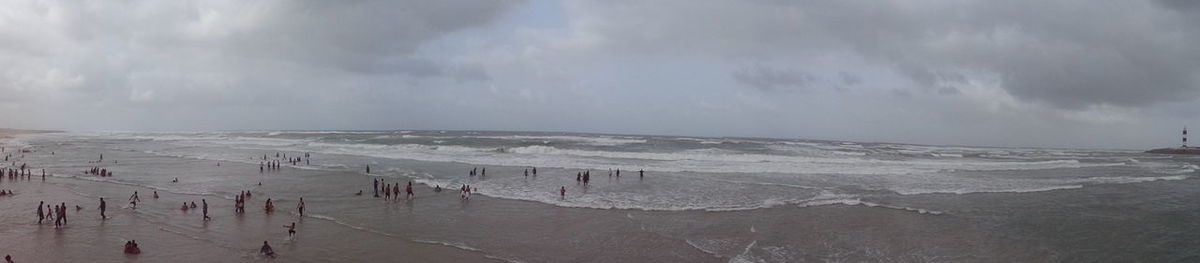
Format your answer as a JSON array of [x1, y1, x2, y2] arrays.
[[2, 0, 1200, 149]]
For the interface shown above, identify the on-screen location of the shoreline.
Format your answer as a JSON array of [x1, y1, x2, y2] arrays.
[[3, 132, 1198, 262]]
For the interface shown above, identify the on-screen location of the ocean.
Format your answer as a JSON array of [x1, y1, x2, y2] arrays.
[[1, 130, 1198, 262]]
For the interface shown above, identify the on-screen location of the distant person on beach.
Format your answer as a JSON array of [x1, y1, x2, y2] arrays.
[[533, 167, 537, 175], [129, 191, 140, 208], [297, 197, 305, 216], [99, 198, 106, 218], [373, 179, 379, 197], [124, 240, 141, 254], [202, 199, 210, 220], [435, 185, 442, 192], [260, 241, 276, 257], [639, 170, 644, 178], [153, 191, 159, 199], [265, 199, 274, 212], [524, 169, 528, 177], [286, 222, 296, 237], [190, 201, 197, 208], [560, 186, 566, 198], [393, 184, 400, 200], [172, 177, 178, 183], [37, 201, 44, 224], [366, 165, 370, 174], [384, 183, 391, 200], [181, 203, 189, 211], [406, 182, 413, 199], [5, 254, 11, 263]]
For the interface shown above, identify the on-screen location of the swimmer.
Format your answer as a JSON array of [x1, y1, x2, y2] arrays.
[[124, 240, 141, 254], [181, 203, 189, 211], [153, 191, 159, 199]]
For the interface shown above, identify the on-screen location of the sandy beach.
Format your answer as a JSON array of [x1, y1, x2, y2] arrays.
[[1, 131, 1198, 262]]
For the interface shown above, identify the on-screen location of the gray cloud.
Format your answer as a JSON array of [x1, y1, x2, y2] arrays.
[[838, 72, 862, 86], [4, 0, 1200, 149], [567, 0, 1200, 109], [732, 65, 816, 91], [0, 0, 521, 130]]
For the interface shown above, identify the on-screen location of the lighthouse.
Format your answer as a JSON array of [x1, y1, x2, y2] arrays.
[[1184, 126, 1189, 148]]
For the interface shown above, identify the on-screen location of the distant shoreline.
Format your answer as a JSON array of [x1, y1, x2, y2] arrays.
[[1145, 147, 1200, 155]]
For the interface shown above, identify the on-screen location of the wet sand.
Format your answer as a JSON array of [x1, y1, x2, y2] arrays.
[[0, 176, 502, 262], [4, 132, 1199, 262]]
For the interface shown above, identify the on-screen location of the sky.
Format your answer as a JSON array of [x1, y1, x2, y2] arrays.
[[1, 0, 1200, 149]]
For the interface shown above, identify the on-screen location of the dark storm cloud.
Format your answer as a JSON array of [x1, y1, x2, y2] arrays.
[[570, 0, 1200, 109]]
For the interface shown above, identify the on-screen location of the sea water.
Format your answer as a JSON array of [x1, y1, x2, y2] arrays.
[[3, 131, 1198, 262]]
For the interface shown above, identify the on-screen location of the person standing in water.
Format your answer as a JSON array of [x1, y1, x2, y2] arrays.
[[373, 179, 379, 197], [202, 199, 210, 221], [60, 202, 67, 226], [286, 222, 296, 237], [560, 186, 566, 199], [366, 165, 370, 174], [297, 197, 305, 216], [405, 182, 413, 199], [393, 184, 400, 200], [128, 191, 140, 208], [37, 201, 44, 224], [384, 183, 391, 200], [99, 198, 107, 219]]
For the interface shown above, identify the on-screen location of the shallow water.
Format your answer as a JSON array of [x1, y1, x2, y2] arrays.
[[1, 131, 1198, 262]]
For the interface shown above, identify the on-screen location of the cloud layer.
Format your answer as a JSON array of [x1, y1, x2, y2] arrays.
[[1, 0, 1199, 148]]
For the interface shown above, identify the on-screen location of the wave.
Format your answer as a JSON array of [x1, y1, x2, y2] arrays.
[[87, 132, 1130, 176], [892, 185, 1085, 195], [796, 198, 944, 215], [466, 135, 646, 146]]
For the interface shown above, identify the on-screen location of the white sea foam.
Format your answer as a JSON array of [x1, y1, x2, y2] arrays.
[[468, 135, 647, 146], [52, 132, 1192, 213]]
